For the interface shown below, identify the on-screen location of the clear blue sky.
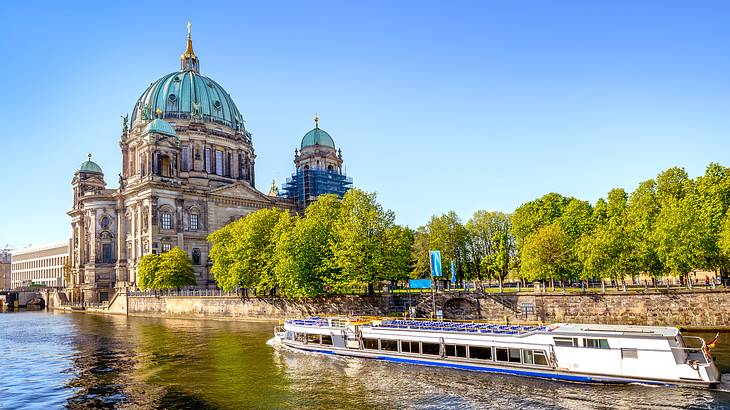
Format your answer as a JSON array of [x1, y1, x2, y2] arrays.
[[1, 1, 729, 247]]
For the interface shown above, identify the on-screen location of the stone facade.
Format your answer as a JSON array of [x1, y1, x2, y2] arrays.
[[67, 31, 297, 304]]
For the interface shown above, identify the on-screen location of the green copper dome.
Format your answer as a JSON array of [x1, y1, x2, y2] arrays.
[[79, 155, 103, 174], [131, 70, 244, 131], [301, 127, 335, 149], [144, 118, 177, 136]]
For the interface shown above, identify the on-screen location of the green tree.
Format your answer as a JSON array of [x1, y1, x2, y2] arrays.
[[625, 179, 663, 280], [577, 189, 634, 285], [653, 195, 713, 283], [411, 226, 431, 279], [208, 208, 292, 292], [330, 189, 398, 292], [136, 248, 196, 290], [137, 253, 161, 290], [520, 224, 572, 284], [275, 195, 340, 297], [155, 247, 197, 289], [718, 209, 730, 263], [426, 211, 469, 278], [465, 210, 514, 285], [695, 163, 730, 272], [381, 224, 415, 282], [511, 192, 570, 249]]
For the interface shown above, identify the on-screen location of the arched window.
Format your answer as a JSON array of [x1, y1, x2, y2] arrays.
[[100, 231, 114, 264], [161, 212, 173, 230], [160, 154, 171, 177], [190, 213, 199, 231]]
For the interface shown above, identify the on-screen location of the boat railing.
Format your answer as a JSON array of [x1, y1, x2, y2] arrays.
[[671, 336, 711, 366], [371, 319, 548, 336]]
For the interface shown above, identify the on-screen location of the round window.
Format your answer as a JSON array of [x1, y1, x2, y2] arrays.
[[168, 93, 177, 103], [213, 100, 222, 110], [101, 217, 110, 228]]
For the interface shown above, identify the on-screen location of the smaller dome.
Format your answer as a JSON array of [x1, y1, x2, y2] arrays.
[[79, 154, 103, 174], [301, 128, 335, 149], [144, 118, 177, 137]]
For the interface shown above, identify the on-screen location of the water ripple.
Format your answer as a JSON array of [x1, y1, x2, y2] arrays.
[[2, 311, 730, 409]]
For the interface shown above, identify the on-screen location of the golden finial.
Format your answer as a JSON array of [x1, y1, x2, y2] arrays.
[[155, 107, 162, 117], [314, 113, 319, 128], [181, 21, 197, 65]]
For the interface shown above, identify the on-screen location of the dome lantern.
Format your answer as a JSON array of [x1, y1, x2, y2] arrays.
[[180, 21, 199, 73], [300, 115, 335, 149], [78, 153, 103, 174]]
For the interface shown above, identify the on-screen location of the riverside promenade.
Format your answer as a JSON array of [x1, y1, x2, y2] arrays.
[[47, 286, 730, 329]]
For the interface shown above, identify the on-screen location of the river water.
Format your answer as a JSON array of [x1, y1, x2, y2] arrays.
[[2, 311, 730, 409]]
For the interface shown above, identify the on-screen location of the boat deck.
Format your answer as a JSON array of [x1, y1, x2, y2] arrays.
[[373, 320, 548, 335], [286, 317, 549, 336]]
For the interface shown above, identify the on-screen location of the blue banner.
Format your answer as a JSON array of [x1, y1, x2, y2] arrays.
[[409, 279, 432, 289], [451, 260, 456, 284], [430, 250, 442, 277]]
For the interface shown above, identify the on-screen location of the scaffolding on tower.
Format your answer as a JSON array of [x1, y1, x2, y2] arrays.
[[281, 169, 353, 209]]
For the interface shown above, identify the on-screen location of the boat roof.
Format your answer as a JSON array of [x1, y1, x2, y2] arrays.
[[285, 317, 680, 338], [550, 323, 679, 338]]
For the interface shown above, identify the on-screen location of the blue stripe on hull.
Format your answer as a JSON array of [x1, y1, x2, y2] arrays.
[[291, 345, 673, 387]]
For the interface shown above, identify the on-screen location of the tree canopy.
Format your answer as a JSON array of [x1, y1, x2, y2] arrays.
[[208, 189, 414, 296], [204, 162, 730, 295], [137, 247, 196, 290]]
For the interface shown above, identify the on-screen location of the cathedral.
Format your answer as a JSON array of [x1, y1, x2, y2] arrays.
[[67, 27, 352, 303]]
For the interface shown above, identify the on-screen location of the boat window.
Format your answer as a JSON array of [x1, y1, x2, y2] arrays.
[[522, 350, 549, 366], [422, 342, 440, 355], [363, 338, 379, 350], [401, 341, 418, 353], [445, 344, 467, 358], [523, 350, 534, 364], [294, 333, 306, 342], [584, 338, 610, 349], [380, 339, 398, 352], [533, 351, 549, 366], [496, 348, 509, 362], [554, 337, 578, 347], [469, 346, 492, 361], [307, 334, 321, 344], [508, 348, 521, 363], [621, 348, 638, 359], [321, 335, 333, 346]]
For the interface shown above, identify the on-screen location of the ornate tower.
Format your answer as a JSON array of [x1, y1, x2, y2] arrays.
[[282, 115, 352, 209], [69, 154, 119, 303]]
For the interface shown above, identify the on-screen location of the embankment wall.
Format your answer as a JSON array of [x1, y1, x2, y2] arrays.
[[59, 289, 730, 327]]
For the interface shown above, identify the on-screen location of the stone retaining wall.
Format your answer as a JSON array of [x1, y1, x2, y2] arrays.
[[74, 289, 730, 327], [127, 294, 388, 319]]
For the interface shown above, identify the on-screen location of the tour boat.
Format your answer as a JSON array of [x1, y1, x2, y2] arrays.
[[273, 317, 722, 388]]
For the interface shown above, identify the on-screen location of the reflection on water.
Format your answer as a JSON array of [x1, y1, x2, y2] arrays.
[[2, 311, 730, 409]]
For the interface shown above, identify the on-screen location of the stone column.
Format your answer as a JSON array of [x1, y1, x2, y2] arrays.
[[115, 197, 127, 284], [176, 198, 184, 248], [88, 212, 97, 263], [78, 219, 86, 265]]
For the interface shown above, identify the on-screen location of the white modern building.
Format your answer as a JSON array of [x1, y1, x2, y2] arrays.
[[11, 241, 70, 288]]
